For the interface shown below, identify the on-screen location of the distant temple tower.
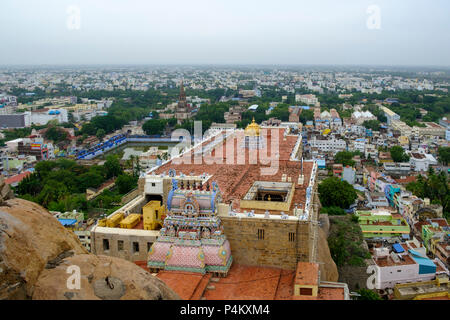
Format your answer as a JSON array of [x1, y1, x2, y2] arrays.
[[175, 80, 193, 124]]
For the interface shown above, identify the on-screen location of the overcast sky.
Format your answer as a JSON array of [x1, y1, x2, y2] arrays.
[[1, 0, 449, 66]]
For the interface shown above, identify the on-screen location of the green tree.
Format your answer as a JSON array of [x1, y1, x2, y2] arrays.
[[438, 146, 450, 166], [362, 120, 381, 131], [96, 128, 106, 141], [355, 289, 382, 300], [321, 206, 346, 215], [328, 216, 370, 267], [78, 171, 104, 190], [44, 126, 68, 143], [80, 122, 97, 135], [116, 174, 138, 194], [318, 177, 357, 209], [104, 155, 123, 179], [142, 119, 166, 135], [406, 172, 450, 219], [299, 109, 314, 124], [334, 151, 356, 167], [390, 146, 410, 162]]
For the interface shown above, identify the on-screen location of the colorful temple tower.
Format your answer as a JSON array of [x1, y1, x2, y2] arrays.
[[147, 178, 232, 276]]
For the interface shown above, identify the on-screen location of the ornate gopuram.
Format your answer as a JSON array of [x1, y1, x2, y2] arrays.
[[147, 178, 233, 277]]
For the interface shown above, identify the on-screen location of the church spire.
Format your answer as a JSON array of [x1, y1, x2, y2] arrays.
[[179, 80, 186, 101]]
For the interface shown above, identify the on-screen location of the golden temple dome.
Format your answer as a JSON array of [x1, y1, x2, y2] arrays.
[[244, 118, 261, 136]]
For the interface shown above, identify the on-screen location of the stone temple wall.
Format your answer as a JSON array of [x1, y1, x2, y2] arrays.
[[220, 216, 313, 270]]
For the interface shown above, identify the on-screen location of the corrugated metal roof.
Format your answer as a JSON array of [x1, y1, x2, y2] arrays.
[[58, 219, 77, 226], [392, 243, 404, 253]]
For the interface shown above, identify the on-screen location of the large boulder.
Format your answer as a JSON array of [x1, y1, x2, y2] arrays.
[[0, 196, 180, 300], [0, 198, 88, 299], [33, 254, 180, 300]]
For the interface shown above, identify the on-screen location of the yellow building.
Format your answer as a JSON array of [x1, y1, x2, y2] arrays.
[[394, 276, 449, 300], [105, 212, 124, 228], [143, 201, 166, 230], [62, 103, 94, 112], [119, 213, 141, 229], [398, 135, 409, 146]]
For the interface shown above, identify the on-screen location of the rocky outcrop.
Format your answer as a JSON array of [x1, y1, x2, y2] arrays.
[[317, 226, 339, 282], [0, 196, 179, 300], [0, 177, 14, 205], [0, 198, 88, 299], [33, 254, 180, 300]]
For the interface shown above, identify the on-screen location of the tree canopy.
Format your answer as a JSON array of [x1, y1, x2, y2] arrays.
[[44, 126, 68, 143], [362, 119, 381, 131], [390, 146, 410, 162], [355, 289, 382, 300], [318, 177, 357, 209], [142, 119, 167, 135], [406, 172, 450, 219], [334, 151, 356, 167], [438, 146, 450, 166]]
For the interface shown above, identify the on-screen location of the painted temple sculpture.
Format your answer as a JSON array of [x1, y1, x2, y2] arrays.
[[148, 175, 233, 276]]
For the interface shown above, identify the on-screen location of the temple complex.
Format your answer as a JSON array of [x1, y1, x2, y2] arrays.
[[90, 121, 329, 298]]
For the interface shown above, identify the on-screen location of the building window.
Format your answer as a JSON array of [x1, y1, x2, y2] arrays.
[[289, 232, 295, 242], [133, 242, 139, 253], [300, 288, 313, 296], [151, 183, 156, 187], [257, 229, 265, 240], [118, 240, 124, 251], [103, 239, 110, 251]]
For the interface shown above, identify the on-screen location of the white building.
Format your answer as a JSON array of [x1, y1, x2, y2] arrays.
[[343, 166, 356, 185], [309, 137, 346, 154], [367, 246, 448, 290], [295, 94, 319, 106], [351, 110, 377, 125], [352, 139, 366, 153], [365, 144, 378, 159], [409, 152, 438, 172], [380, 106, 400, 125], [26, 108, 68, 125]]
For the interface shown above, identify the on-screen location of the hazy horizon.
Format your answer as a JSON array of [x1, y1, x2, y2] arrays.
[[2, 0, 450, 66]]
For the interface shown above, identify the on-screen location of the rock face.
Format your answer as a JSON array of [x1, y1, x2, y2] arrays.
[[0, 198, 88, 299], [0, 177, 14, 205], [33, 254, 180, 300], [0, 195, 179, 300], [317, 223, 339, 282]]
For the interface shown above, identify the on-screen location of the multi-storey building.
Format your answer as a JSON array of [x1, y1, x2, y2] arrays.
[[380, 106, 400, 125], [295, 94, 319, 106], [355, 209, 410, 240], [309, 137, 346, 154], [367, 244, 448, 290]]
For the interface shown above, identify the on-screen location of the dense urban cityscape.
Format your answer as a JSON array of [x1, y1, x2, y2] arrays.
[[1, 65, 449, 302], [0, 0, 449, 310]]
